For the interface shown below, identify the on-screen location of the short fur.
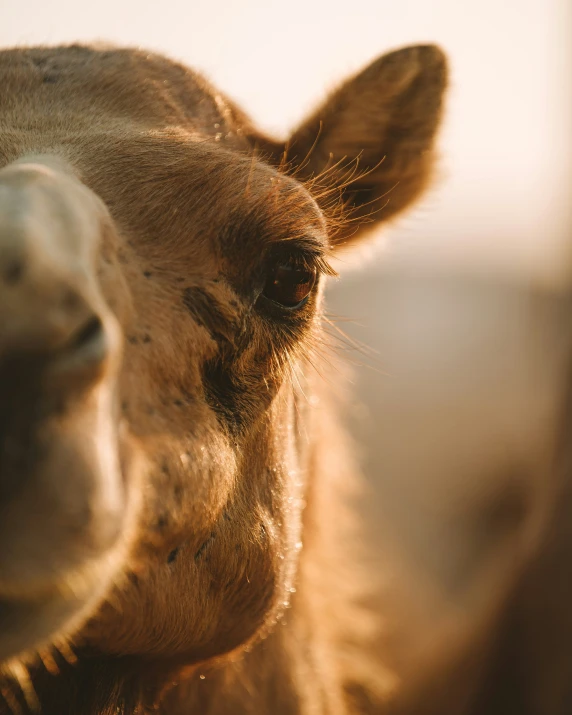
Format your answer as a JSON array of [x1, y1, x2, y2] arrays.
[[0, 43, 447, 714]]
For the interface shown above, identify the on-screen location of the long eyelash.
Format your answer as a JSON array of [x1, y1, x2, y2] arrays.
[[314, 254, 338, 278], [276, 241, 337, 279]]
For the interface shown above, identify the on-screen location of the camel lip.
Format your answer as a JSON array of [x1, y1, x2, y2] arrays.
[[0, 591, 84, 665], [0, 541, 128, 664], [0, 549, 119, 602]]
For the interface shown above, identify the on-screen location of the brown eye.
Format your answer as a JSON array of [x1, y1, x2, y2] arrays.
[[262, 259, 317, 309]]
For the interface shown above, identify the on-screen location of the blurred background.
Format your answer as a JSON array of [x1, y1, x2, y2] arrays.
[[2, 1, 572, 710]]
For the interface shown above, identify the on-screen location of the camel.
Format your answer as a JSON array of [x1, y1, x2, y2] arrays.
[[0, 42, 447, 714]]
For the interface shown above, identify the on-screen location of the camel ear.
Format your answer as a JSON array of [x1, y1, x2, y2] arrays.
[[252, 45, 448, 248]]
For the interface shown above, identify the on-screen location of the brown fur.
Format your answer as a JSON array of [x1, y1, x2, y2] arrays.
[[0, 43, 447, 714]]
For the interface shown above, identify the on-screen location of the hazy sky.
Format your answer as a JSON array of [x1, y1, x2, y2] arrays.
[[1, 0, 571, 281]]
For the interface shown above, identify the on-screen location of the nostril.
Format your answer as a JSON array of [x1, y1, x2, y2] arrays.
[[50, 316, 108, 381], [68, 316, 103, 353]]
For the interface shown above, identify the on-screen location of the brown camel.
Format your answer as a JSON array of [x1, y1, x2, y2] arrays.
[[0, 43, 447, 714]]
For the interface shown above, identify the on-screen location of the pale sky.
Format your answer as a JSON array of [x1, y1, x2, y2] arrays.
[[2, 0, 571, 283]]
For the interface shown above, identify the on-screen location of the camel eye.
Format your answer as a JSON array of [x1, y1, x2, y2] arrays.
[[262, 259, 317, 309]]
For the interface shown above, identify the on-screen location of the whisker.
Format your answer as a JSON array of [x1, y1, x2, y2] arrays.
[[53, 640, 78, 666], [8, 662, 38, 713], [322, 316, 379, 360], [36, 650, 59, 677], [0, 684, 22, 715]]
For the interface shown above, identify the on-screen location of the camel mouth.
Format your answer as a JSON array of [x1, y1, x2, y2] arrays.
[[0, 596, 72, 664], [0, 546, 124, 663], [0, 347, 128, 662], [0, 424, 128, 664], [0, 549, 115, 601]]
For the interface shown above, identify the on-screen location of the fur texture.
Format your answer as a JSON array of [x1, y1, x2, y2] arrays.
[[0, 43, 447, 714]]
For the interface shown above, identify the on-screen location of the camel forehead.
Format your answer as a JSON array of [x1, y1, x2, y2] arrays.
[[0, 44, 326, 261], [0, 44, 233, 131]]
